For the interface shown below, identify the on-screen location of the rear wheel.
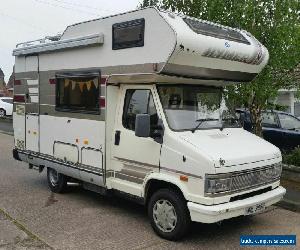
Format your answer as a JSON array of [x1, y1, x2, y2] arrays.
[[148, 189, 190, 241], [0, 109, 6, 118], [47, 168, 68, 193]]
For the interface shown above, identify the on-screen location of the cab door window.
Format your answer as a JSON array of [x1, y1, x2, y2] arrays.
[[262, 112, 279, 128], [122, 89, 158, 133]]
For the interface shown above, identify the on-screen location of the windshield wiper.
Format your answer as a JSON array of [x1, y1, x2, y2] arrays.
[[191, 118, 219, 133]]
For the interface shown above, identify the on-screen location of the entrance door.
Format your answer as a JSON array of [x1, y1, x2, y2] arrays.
[[111, 85, 162, 191]]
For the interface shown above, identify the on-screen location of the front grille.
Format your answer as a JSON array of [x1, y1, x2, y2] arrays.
[[231, 166, 280, 192], [205, 163, 282, 197]]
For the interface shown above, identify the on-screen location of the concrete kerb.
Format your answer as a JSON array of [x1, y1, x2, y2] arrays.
[[277, 164, 300, 212], [282, 164, 300, 184], [0, 207, 53, 249]]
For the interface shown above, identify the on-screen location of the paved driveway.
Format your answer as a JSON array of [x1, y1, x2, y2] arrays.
[[0, 133, 299, 249]]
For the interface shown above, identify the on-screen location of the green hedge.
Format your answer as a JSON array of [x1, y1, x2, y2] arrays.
[[283, 147, 300, 167]]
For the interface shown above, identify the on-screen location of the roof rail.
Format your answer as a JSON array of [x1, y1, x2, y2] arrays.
[[16, 34, 62, 49]]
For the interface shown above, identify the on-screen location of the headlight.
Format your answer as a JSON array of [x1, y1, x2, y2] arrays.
[[205, 176, 232, 194], [265, 162, 282, 179], [273, 162, 282, 177]]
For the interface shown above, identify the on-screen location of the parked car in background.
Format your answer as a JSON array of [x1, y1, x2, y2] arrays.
[[0, 97, 13, 117], [236, 109, 300, 151]]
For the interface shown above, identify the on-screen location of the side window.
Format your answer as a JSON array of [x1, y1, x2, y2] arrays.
[[278, 113, 300, 130], [262, 112, 278, 128], [56, 73, 100, 113], [2, 98, 13, 104], [123, 89, 158, 132]]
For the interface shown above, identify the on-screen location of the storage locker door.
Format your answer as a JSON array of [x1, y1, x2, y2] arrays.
[[26, 114, 39, 152]]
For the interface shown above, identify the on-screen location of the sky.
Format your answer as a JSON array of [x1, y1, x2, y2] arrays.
[[0, 0, 141, 82]]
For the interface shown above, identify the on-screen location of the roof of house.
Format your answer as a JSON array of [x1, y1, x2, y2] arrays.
[[0, 68, 4, 77], [6, 72, 14, 89]]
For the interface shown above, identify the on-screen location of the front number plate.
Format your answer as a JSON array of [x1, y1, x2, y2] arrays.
[[245, 202, 266, 215]]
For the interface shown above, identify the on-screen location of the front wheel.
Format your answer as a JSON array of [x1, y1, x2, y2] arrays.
[[0, 109, 6, 118], [148, 189, 190, 241], [47, 168, 68, 193]]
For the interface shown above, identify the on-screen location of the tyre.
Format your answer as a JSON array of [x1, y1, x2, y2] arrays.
[[47, 168, 68, 193], [148, 188, 191, 241], [0, 109, 6, 118]]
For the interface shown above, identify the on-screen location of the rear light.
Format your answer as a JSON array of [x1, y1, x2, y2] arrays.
[[13, 95, 25, 103], [99, 97, 105, 108], [14, 80, 21, 85]]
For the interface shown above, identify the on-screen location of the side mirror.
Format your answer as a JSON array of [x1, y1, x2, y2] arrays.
[[135, 114, 150, 137]]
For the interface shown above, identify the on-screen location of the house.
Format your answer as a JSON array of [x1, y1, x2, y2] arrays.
[[276, 65, 300, 117], [0, 68, 6, 97], [0, 68, 13, 97], [6, 71, 14, 97], [276, 89, 299, 117]]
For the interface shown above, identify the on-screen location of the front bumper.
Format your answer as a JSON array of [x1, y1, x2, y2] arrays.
[[187, 186, 286, 223]]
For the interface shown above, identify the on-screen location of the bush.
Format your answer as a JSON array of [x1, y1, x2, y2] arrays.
[[283, 147, 300, 167]]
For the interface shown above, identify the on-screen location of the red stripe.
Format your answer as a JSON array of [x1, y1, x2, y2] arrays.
[[13, 95, 25, 103], [100, 77, 108, 86], [14, 80, 21, 85], [49, 79, 57, 85]]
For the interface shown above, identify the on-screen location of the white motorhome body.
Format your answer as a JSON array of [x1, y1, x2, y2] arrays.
[[13, 7, 285, 240]]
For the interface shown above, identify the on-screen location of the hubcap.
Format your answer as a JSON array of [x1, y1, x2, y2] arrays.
[[0, 110, 4, 117], [153, 199, 177, 233], [49, 169, 59, 186]]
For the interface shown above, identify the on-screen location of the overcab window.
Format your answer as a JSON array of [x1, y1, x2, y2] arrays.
[[56, 72, 100, 113]]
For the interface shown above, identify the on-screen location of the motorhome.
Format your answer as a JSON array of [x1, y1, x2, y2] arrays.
[[12, 7, 285, 240]]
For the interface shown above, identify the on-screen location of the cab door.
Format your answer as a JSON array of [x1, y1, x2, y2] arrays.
[[110, 85, 162, 193]]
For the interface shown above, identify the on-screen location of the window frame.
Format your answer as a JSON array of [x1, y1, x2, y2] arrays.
[[157, 84, 227, 132], [261, 111, 280, 128], [183, 18, 250, 45], [122, 88, 158, 133], [112, 18, 145, 50], [1, 98, 13, 104], [55, 70, 101, 114]]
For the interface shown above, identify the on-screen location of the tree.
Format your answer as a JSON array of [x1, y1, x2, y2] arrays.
[[140, 0, 300, 136]]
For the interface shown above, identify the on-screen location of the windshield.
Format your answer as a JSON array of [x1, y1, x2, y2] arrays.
[[157, 85, 240, 131]]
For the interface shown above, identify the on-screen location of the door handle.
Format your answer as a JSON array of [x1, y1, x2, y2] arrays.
[[115, 130, 121, 145]]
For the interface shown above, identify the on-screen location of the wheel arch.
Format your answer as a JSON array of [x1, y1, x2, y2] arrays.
[[144, 174, 188, 205]]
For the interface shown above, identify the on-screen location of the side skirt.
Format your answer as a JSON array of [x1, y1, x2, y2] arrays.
[[13, 149, 145, 205], [14, 148, 105, 187]]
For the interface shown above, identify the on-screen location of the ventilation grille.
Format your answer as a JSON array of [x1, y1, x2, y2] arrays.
[[16, 140, 25, 150], [231, 165, 280, 192], [16, 105, 25, 115]]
